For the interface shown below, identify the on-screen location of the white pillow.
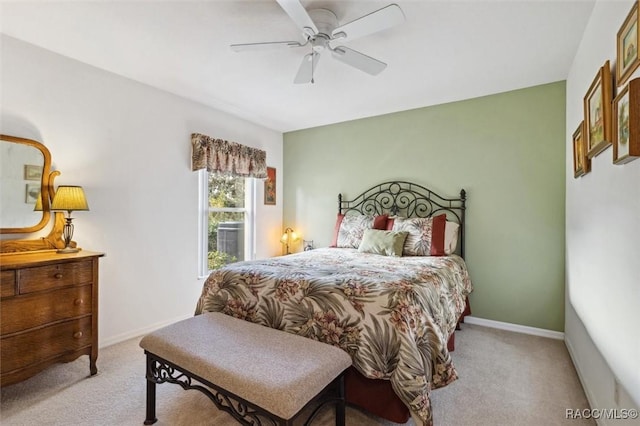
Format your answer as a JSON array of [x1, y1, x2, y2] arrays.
[[444, 221, 460, 255]]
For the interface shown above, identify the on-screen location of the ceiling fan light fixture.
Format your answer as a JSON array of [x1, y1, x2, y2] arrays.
[[311, 33, 330, 52]]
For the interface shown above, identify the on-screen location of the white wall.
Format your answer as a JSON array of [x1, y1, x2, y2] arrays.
[[0, 35, 284, 346], [565, 0, 640, 414]]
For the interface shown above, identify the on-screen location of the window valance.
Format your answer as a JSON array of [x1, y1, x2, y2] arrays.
[[191, 133, 267, 179]]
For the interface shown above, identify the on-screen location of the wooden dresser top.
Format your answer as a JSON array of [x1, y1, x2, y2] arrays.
[[0, 251, 105, 269]]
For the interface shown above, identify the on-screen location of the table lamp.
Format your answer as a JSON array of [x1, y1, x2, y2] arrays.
[[51, 185, 89, 253], [280, 227, 299, 255]]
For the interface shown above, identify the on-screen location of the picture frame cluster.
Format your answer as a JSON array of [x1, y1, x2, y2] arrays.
[[23, 164, 43, 204], [573, 0, 640, 177]]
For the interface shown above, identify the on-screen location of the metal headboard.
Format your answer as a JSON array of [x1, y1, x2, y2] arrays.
[[338, 181, 467, 258]]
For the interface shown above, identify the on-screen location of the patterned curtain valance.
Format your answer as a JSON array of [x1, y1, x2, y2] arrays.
[[191, 133, 268, 179]]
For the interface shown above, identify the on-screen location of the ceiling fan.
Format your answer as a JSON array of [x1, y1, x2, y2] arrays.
[[231, 0, 405, 84]]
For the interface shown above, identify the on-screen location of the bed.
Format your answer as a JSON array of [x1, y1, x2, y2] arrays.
[[195, 181, 473, 426]]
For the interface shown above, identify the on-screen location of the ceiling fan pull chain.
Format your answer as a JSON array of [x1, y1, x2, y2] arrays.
[[311, 47, 315, 84]]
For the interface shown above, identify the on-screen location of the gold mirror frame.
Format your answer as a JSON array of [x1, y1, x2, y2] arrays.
[[0, 134, 67, 254], [1, 134, 52, 233]]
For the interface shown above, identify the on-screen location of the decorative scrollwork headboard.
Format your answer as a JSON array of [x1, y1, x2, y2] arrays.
[[338, 181, 467, 257]]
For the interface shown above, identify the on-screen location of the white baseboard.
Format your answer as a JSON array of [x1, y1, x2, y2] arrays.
[[463, 315, 565, 340], [564, 336, 601, 423], [99, 313, 192, 348], [99, 314, 565, 348]]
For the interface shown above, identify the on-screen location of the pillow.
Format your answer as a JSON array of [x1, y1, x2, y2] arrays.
[[444, 221, 460, 255], [385, 217, 396, 230], [391, 214, 447, 256], [358, 229, 409, 257], [330, 214, 388, 248]]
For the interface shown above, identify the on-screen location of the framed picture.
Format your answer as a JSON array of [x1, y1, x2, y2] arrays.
[[572, 121, 590, 178], [613, 78, 640, 164], [264, 167, 276, 205], [25, 183, 41, 204], [24, 164, 42, 181], [617, 0, 640, 87], [584, 60, 613, 158], [303, 240, 315, 251]]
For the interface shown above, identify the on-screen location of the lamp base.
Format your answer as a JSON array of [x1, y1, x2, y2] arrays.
[[57, 247, 80, 254]]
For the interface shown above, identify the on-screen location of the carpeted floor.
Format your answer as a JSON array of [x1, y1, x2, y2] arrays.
[[1, 324, 594, 426]]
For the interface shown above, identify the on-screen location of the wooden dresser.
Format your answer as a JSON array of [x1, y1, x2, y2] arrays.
[[0, 250, 104, 386]]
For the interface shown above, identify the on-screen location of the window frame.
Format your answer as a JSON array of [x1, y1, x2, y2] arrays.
[[198, 170, 255, 278]]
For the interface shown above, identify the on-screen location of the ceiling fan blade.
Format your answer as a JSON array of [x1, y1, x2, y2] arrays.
[[294, 52, 320, 84], [332, 46, 387, 75], [331, 4, 405, 43], [276, 0, 318, 37], [231, 41, 304, 52]]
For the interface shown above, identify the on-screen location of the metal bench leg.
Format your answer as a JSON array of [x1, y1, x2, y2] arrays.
[[144, 355, 158, 425], [336, 374, 345, 426]]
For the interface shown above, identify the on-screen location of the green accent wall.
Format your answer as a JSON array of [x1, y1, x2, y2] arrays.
[[283, 81, 566, 332]]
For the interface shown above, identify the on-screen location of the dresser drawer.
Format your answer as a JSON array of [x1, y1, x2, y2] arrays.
[[19, 260, 93, 294], [1, 285, 92, 335], [1, 270, 16, 297], [1, 316, 92, 374]]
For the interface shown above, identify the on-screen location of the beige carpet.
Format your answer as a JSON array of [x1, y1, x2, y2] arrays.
[[1, 324, 593, 426]]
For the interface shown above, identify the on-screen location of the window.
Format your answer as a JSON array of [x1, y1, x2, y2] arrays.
[[198, 170, 255, 277]]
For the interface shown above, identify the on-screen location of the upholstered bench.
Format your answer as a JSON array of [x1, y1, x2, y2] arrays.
[[139, 312, 352, 425]]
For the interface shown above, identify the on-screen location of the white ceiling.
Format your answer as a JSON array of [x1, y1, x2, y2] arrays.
[[1, 0, 595, 132]]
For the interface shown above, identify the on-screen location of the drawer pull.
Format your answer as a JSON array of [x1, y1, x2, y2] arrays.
[[74, 298, 84, 306], [73, 331, 83, 339], [54, 273, 63, 279]]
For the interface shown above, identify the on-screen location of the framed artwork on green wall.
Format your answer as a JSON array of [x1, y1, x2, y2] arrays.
[[584, 60, 612, 158]]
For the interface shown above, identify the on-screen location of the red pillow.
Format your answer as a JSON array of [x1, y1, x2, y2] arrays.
[[329, 214, 346, 247], [330, 214, 388, 247], [429, 214, 447, 256], [373, 214, 388, 230]]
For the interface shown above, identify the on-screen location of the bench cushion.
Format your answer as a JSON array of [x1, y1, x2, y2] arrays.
[[139, 312, 352, 419]]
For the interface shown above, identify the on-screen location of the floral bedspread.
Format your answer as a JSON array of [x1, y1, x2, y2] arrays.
[[195, 248, 473, 425]]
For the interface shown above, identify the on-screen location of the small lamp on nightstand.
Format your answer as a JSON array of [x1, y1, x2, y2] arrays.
[[280, 227, 299, 255], [51, 185, 90, 254]]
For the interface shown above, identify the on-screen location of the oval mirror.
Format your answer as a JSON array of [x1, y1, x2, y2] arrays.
[[0, 135, 52, 233]]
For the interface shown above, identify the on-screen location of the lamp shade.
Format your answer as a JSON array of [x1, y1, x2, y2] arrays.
[[51, 186, 90, 212], [280, 228, 298, 243], [33, 192, 43, 212]]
